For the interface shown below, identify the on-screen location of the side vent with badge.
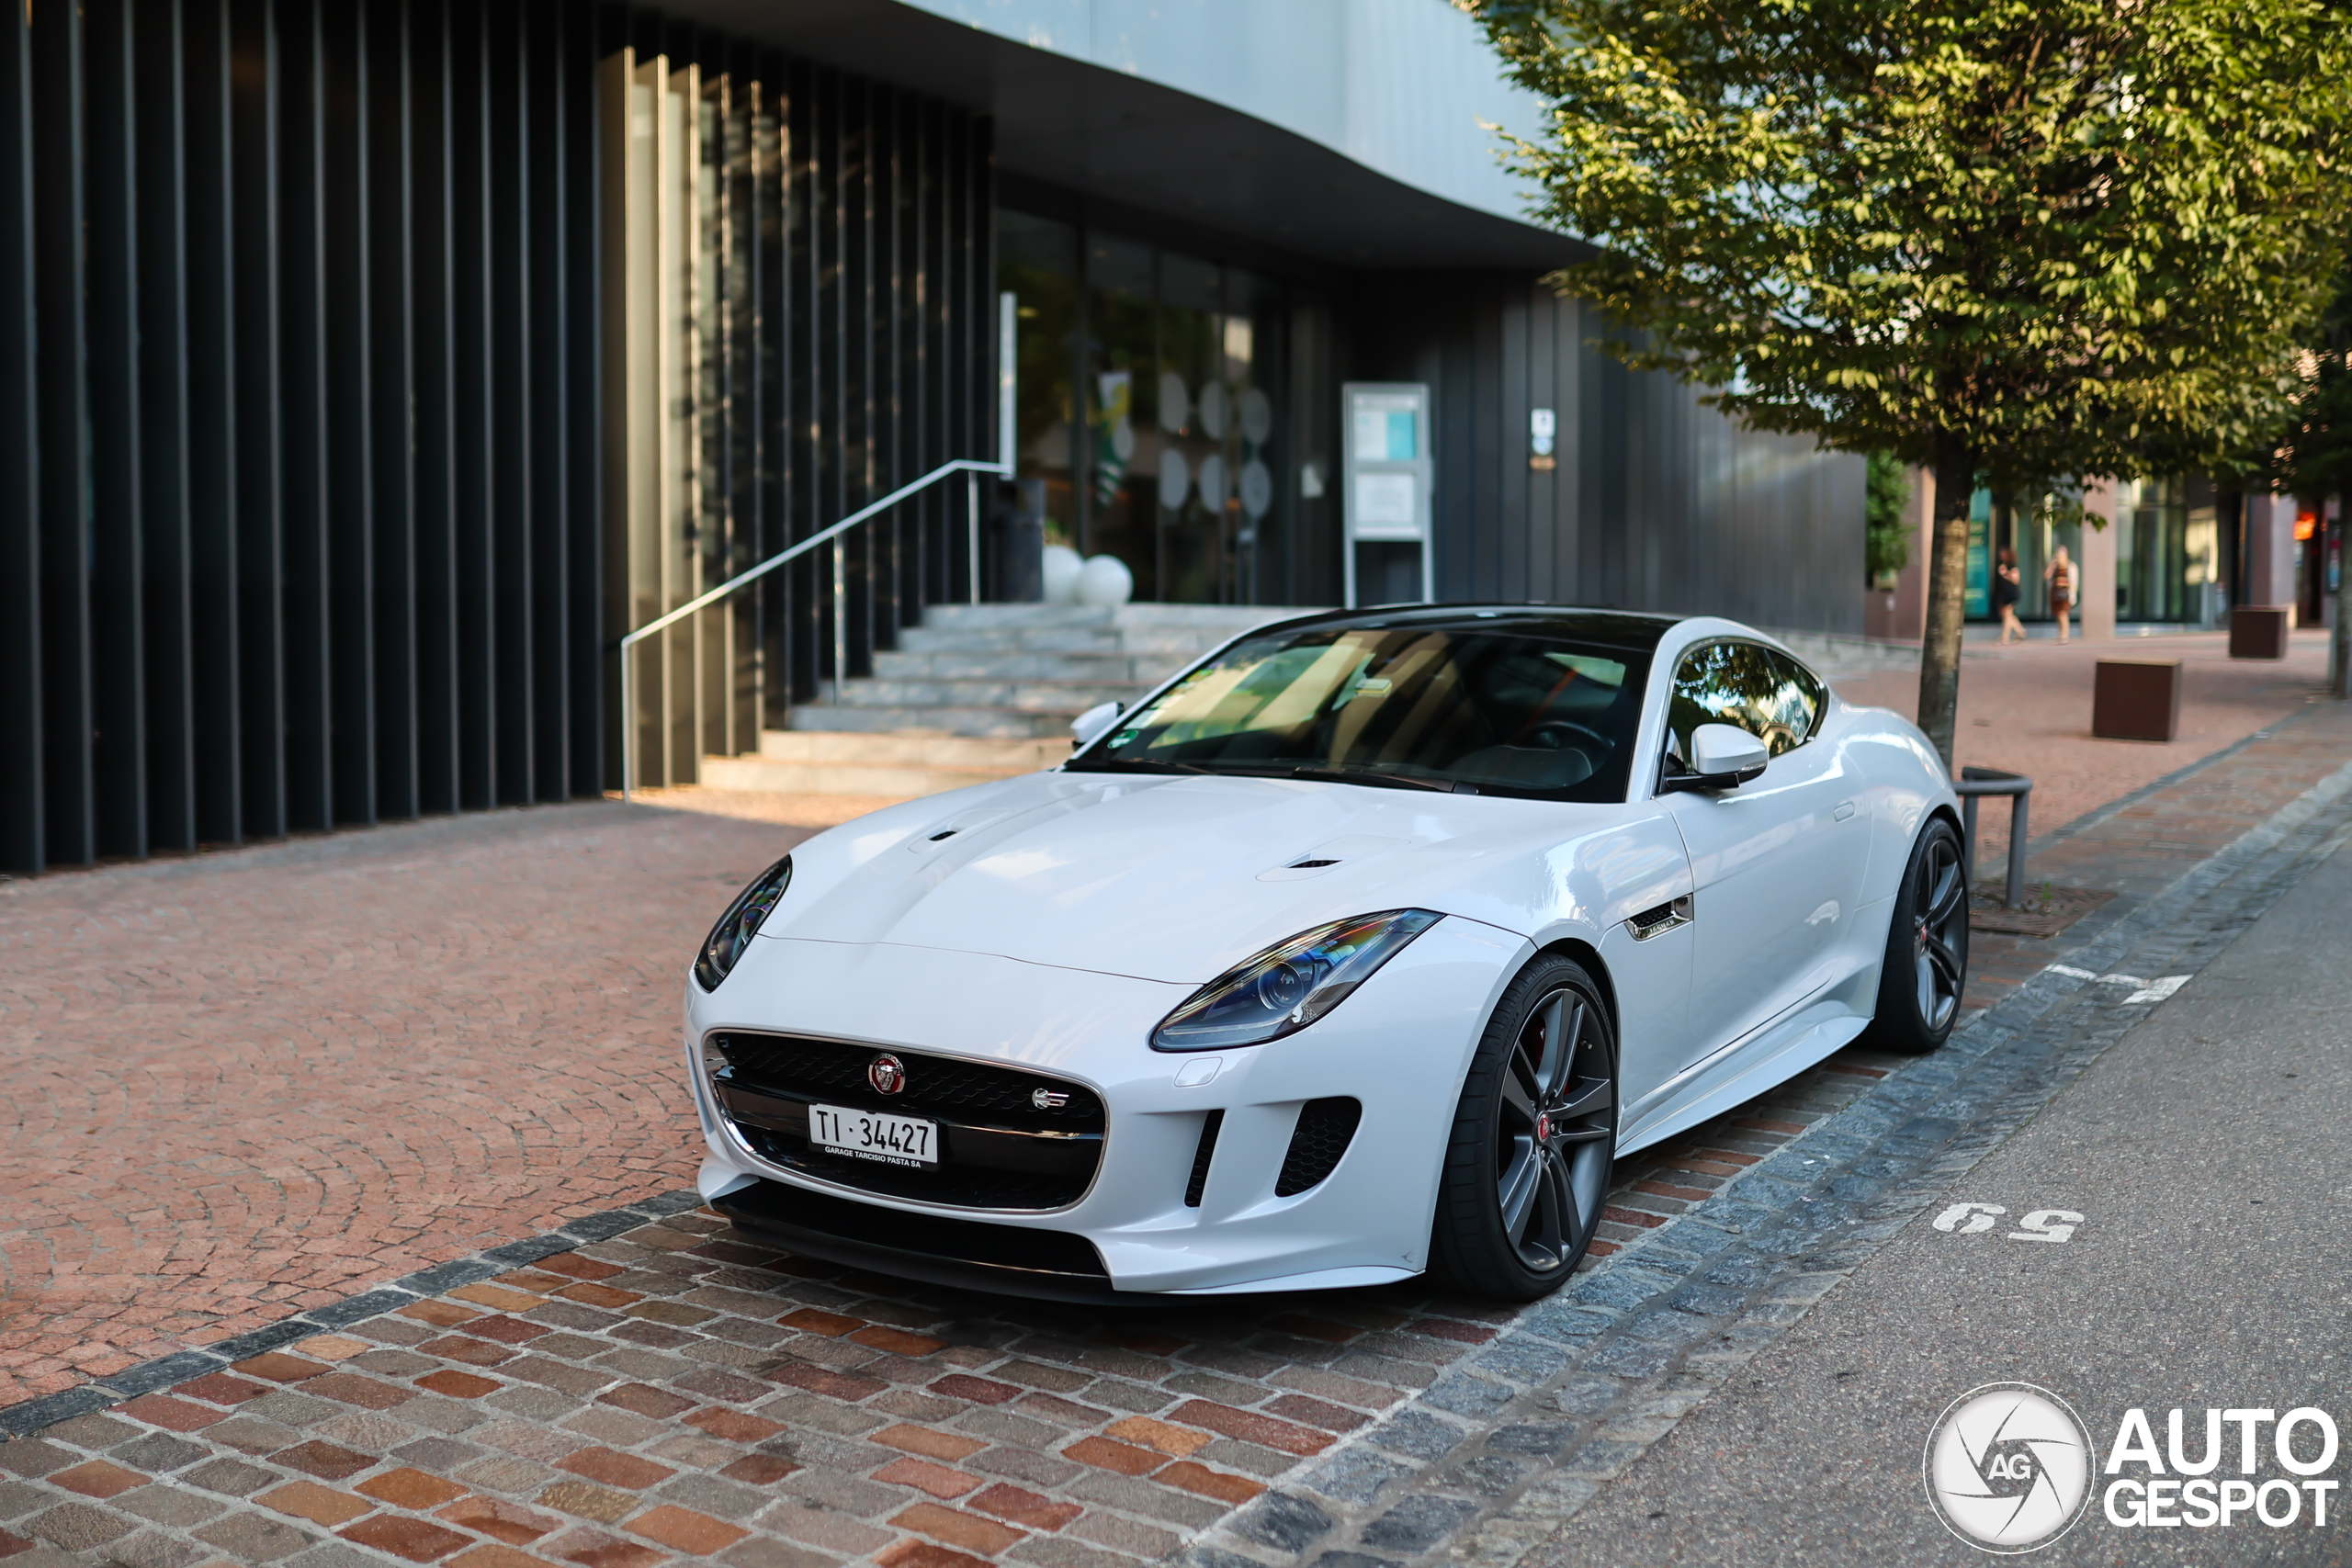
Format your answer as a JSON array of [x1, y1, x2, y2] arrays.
[[1625, 895, 1693, 942]]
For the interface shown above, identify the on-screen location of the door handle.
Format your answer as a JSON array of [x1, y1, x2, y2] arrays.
[[1833, 800, 1857, 821]]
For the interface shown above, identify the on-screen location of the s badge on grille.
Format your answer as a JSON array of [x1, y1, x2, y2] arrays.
[[1031, 1088, 1069, 1110], [867, 1054, 908, 1095]]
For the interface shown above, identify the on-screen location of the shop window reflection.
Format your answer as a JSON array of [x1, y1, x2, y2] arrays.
[[1001, 210, 1317, 604]]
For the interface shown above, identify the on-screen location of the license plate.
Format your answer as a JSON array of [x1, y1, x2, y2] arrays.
[[808, 1103, 938, 1167]]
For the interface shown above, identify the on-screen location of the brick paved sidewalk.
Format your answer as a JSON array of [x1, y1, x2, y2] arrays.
[[0, 806, 814, 1407], [0, 1049, 1908, 1568], [1960, 696, 2352, 1014], [1832, 626, 2331, 866], [4, 682, 2348, 1566], [5, 735, 2346, 1568]]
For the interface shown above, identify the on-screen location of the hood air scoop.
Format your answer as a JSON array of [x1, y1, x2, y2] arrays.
[[1257, 834, 1413, 882]]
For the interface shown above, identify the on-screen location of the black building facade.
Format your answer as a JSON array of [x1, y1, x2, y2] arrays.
[[0, 0, 1862, 875]]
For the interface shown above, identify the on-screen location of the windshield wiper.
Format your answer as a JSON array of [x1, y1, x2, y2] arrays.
[[1286, 765, 1461, 794], [1062, 758, 1212, 775], [1068, 757, 1461, 793]]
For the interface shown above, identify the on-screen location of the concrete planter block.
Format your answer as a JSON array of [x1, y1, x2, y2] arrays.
[[2093, 659, 2182, 742], [2229, 605, 2290, 660]]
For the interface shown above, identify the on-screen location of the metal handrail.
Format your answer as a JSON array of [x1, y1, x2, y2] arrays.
[[618, 457, 1011, 800], [1954, 765, 2032, 910]]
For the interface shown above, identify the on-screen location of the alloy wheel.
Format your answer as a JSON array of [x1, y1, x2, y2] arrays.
[[1492, 987, 1614, 1273], [1913, 832, 1967, 1031]]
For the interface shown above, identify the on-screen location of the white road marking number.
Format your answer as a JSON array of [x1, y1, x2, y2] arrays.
[[1932, 1202, 2084, 1243]]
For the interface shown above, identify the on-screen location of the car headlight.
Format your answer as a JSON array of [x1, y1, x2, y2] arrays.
[[694, 857, 792, 992], [1150, 908, 1442, 1052]]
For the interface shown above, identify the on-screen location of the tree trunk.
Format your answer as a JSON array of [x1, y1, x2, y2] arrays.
[[2335, 514, 2349, 699], [1915, 441, 1975, 771]]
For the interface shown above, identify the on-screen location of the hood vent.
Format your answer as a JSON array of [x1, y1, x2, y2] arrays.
[[907, 807, 1013, 853], [1257, 834, 1413, 882]]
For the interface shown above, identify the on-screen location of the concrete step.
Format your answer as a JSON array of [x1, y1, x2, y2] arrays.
[[922, 603, 1317, 631], [892, 625, 1260, 658], [829, 679, 1144, 711], [896, 626, 1125, 656], [756, 730, 1067, 770], [786, 705, 1080, 739], [710, 603, 1324, 756], [869, 649, 1171, 682], [698, 756, 1028, 797]]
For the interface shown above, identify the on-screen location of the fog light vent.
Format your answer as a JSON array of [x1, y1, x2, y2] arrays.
[[1274, 1098, 1361, 1197], [1184, 1110, 1224, 1208]]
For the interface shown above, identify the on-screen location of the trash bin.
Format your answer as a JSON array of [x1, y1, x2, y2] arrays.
[[989, 479, 1045, 603]]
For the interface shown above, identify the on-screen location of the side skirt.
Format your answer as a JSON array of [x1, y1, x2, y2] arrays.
[[1615, 966, 1879, 1156]]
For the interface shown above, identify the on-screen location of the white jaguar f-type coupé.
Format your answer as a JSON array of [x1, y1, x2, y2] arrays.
[[683, 605, 1967, 1303]]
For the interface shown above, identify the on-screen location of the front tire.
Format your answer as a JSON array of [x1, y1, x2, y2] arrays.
[[1867, 816, 1969, 1053], [1428, 955, 1617, 1302]]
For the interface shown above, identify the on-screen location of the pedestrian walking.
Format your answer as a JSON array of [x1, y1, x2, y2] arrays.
[[2044, 545, 2074, 644], [1994, 547, 2025, 644]]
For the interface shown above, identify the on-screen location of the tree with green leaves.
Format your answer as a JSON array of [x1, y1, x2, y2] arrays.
[[1863, 454, 1911, 585], [1464, 0, 2352, 765]]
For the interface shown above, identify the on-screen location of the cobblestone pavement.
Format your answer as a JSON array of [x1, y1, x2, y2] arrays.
[[0, 731, 2345, 1568], [1832, 626, 2330, 866], [0, 806, 812, 1405], [6, 682, 2349, 1566], [1958, 697, 2352, 1015], [0, 1063, 1908, 1568]]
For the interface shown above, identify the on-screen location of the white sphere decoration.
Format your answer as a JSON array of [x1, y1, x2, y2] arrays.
[[1042, 544, 1084, 605], [1075, 553, 1134, 607], [1157, 449, 1191, 511], [1197, 381, 1228, 440], [1197, 454, 1228, 513], [1239, 458, 1272, 519], [1157, 371, 1191, 434], [1239, 387, 1272, 446]]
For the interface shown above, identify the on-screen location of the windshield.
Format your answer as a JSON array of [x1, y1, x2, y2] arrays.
[[1074, 622, 1652, 802]]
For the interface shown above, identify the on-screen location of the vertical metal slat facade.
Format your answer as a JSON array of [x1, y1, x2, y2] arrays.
[[4, 0, 996, 874], [596, 35, 993, 792]]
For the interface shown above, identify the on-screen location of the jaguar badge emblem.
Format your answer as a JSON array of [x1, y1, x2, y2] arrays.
[[867, 1054, 908, 1095], [1032, 1088, 1069, 1111]]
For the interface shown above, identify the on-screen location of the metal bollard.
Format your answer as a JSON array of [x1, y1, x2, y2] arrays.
[[1953, 766, 2032, 909]]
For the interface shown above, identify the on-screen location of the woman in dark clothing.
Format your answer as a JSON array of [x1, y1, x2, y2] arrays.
[[1994, 547, 2025, 644]]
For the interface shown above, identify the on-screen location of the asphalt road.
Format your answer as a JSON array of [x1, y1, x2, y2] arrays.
[[1532, 832, 2352, 1567]]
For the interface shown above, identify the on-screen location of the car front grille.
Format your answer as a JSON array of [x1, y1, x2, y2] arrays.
[[707, 1032, 1104, 1211], [714, 1032, 1105, 1131]]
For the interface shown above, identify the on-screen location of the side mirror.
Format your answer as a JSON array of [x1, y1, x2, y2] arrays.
[[1071, 700, 1123, 750], [1664, 723, 1770, 794]]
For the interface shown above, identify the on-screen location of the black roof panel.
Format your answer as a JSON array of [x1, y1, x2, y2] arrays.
[[1238, 604, 1684, 654]]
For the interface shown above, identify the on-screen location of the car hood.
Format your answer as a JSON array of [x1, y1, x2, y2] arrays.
[[754, 768, 1664, 985]]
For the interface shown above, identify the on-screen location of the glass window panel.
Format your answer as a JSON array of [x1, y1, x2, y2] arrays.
[[997, 221, 1328, 606], [1000, 212, 1080, 543], [1084, 236, 1159, 601]]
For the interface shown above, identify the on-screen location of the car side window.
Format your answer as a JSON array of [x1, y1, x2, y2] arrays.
[[1666, 642, 1826, 763]]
